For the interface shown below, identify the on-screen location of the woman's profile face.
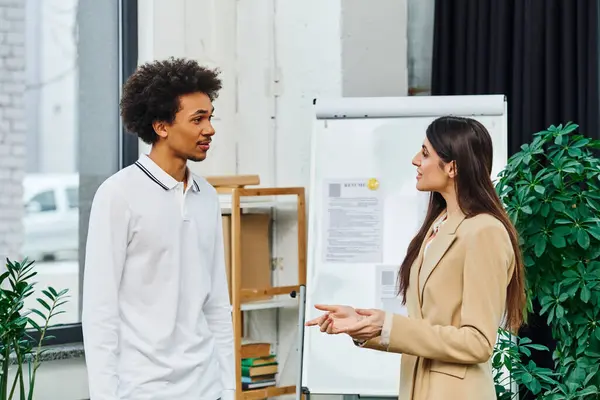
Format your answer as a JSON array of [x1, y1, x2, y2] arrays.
[[411, 138, 453, 192]]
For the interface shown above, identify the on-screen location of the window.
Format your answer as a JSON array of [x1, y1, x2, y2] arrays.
[[26, 190, 57, 213], [0, 0, 138, 345]]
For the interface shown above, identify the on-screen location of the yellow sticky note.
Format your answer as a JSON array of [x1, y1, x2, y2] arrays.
[[367, 178, 379, 190]]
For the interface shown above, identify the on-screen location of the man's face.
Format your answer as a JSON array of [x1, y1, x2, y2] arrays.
[[157, 92, 215, 162]]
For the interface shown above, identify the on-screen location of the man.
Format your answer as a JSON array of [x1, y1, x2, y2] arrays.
[[82, 58, 234, 400]]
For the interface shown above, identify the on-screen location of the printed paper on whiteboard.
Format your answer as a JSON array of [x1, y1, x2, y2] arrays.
[[376, 265, 407, 316], [322, 179, 383, 263]]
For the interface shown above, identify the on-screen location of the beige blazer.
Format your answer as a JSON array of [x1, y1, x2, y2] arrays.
[[362, 210, 515, 400]]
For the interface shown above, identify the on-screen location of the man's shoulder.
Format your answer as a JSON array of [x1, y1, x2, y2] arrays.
[[93, 165, 139, 200]]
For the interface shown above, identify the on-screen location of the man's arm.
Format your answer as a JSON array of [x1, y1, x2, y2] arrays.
[[204, 198, 235, 400], [81, 182, 129, 400]]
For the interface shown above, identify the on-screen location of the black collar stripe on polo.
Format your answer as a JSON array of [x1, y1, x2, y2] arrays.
[[193, 180, 200, 192], [135, 161, 169, 190]]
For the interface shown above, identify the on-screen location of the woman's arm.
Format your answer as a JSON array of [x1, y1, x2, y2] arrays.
[[358, 223, 513, 364], [353, 312, 394, 351]]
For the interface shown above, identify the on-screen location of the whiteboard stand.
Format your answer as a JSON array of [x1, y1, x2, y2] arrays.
[[342, 397, 396, 400], [301, 95, 509, 397], [300, 393, 394, 400], [295, 284, 307, 400]]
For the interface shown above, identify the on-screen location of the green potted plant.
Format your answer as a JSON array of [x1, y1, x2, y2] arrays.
[[495, 122, 600, 398], [492, 328, 556, 399], [0, 258, 70, 400]]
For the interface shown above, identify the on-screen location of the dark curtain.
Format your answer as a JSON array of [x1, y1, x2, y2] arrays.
[[431, 0, 600, 157], [431, 1, 600, 399]]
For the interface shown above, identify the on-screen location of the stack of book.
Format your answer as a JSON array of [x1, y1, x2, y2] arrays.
[[240, 342, 278, 391]]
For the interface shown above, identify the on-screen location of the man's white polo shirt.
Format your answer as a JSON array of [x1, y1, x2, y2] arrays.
[[82, 154, 235, 400]]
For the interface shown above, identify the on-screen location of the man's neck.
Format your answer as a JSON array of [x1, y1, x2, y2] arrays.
[[148, 146, 188, 183]]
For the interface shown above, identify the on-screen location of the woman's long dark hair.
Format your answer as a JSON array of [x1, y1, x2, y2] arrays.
[[398, 116, 526, 333]]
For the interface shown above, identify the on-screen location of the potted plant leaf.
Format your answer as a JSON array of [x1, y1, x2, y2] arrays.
[[492, 328, 557, 399], [495, 122, 600, 398], [0, 258, 70, 400]]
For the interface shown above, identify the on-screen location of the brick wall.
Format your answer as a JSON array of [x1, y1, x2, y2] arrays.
[[0, 0, 26, 262]]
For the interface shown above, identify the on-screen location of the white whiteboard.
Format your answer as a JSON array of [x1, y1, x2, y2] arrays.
[[301, 95, 508, 397]]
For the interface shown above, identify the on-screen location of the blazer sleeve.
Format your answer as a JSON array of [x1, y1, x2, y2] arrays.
[[362, 223, 514, 364]]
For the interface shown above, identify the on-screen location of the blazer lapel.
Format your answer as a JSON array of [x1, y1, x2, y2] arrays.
[[408, 246, 425, 319], [408, 217, 437, 319], [418, 210, 466, 303]]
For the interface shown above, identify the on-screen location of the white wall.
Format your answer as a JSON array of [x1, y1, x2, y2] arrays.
[[21, 1, 407, 399], [137, 1, 407, 399], [137, 4, 347, 396], [341, 0, 408, 97]]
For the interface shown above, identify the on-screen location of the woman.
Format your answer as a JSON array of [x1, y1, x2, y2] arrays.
[[306, 116, 526, 400]]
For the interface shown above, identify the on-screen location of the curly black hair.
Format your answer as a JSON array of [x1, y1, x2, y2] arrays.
[[120, 57, 222, 144]]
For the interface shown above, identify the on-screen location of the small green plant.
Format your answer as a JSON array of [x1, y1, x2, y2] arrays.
[[492, 328, 557, 399], [0, 258, 69, 400], [495, 122, 600, 398]]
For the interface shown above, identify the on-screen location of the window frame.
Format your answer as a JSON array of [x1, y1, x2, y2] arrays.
[[27, 0, 138, 347]]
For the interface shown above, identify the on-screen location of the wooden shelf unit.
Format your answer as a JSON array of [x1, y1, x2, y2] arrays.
[[241, 385, 296, 400], [210, 176, 307, 400]]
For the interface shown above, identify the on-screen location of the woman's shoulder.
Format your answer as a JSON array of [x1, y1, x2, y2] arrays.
[[459, 213, 515, 260], [460, 213, 509, 237]]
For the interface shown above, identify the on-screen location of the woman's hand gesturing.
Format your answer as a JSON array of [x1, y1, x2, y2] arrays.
[[341, 308, 386, 341], [305, 305, 386, 342], [305, 304, 363, 334]]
